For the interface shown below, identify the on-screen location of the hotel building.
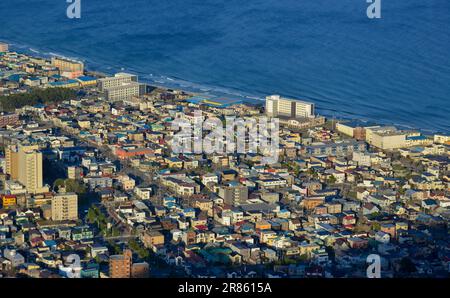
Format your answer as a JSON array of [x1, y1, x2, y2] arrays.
[[98, 73, 138, 90], [98, 73, 144, 101], [266, 95, 315, 119]]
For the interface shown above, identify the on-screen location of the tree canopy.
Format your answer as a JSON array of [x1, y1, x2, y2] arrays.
[[0, 87, 77, 111]]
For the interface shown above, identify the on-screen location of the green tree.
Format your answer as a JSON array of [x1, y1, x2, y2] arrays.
[[0, 87, 77, 111]]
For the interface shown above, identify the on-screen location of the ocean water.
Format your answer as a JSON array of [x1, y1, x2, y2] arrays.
[[0, 0, 449, 133]]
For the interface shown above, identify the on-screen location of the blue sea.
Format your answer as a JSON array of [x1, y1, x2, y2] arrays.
[[1, 0, 449, 133]]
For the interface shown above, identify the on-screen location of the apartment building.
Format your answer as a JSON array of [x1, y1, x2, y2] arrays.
[[51, 57, 84, 78], [97, 73, 137, 91], [6, 143, 47, 194], [218, 184, 249, 206], [109, 249, 132, 278], [266, 95, 315, 119], [51, 193, 78, 221], [304, 140, 366, 157], [365, 126, 407, 150], [0, 113, 19, 127]]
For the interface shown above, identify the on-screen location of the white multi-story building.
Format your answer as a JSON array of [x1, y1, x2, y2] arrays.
[[265, 95, 315, 118], [98, 73, 145, 101]]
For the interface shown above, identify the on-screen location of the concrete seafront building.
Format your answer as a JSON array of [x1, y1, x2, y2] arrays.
[[98, 73, 138, 90], [51, 57, 84, 78], [336, 121, 379, 141], [51, 193, 78, 221], [98, 73, 145, 101], [266, 95, 315, 119], [365, 126, 408, 150]]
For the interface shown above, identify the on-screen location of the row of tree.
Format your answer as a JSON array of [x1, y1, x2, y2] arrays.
[[0, 87, 77, 111]]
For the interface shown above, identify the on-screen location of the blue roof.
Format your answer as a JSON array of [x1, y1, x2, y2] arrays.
[[8, 74, 22, 82], [44, 240, 57, 247], [407, 135, 427, 141], [49, 80, 78, 86], [77, 76, 97, 81]]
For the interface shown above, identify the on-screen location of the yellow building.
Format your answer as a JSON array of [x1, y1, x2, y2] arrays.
[[165, 157, 183, 169], [6, 143, 49, 194], [76, 76, 97, 87], [255, 220, 271, 230], [5, 144, 19, 180], [142, 230, 165, 248], [51, 57, 84, 73], [17, 144, 47, 194], [1, 195, 17, 208], [118, 175, 135, 191]]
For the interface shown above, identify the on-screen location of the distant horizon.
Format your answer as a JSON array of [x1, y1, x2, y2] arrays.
[[1, 0, 449, 134]]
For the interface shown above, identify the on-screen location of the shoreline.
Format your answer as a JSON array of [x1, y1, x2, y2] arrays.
[[2, 39, 448, 136]]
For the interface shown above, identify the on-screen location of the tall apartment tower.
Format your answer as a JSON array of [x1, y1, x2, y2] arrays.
[[109, 249, 133, 278], [17, 144, 44, 194], [5, 144, 19, 180], [265, 95, 315, 119], [51, 193, 78, 221]]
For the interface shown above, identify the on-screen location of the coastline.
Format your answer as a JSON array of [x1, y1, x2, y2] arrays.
[[2, 38, 447, 137]]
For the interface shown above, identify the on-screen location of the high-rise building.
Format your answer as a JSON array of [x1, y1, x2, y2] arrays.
[[6, 143, 47, 194], [104, 82, 144, 101], [98, 73, 144, 101], [17, 144, 44, 194], [109, 249, 133, 278], [5, 144, 19, 180], [265, 95, 315, 119], [51, 193, 78, 221], [0, 42, 8, 52], [98, 73, 138, 91]]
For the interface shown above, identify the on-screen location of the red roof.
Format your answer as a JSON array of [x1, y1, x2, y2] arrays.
[[195, 225, 208, 231]]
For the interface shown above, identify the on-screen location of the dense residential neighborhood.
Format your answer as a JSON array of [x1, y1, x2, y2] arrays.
[[0, 43, 449, 278]]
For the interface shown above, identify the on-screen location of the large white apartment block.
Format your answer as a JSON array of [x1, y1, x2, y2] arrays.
[[266, 95, 315, 119], [98, 73, 145, 101], [98, 73, 138, 91]]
